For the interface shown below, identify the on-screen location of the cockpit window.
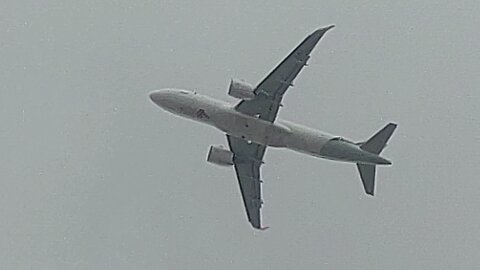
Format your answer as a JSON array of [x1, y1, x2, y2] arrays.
[[179, 90, 190, 95]]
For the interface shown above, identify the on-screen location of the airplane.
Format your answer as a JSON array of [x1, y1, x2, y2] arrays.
[[149, 25, 397, 230]]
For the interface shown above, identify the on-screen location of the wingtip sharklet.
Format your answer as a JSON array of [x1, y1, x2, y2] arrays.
[[317, 25, 335, 33], [324, 24, 335, 30], [254, 226, 269, 231], [311, 25, 335, 37], [251, 221, 270, 231]]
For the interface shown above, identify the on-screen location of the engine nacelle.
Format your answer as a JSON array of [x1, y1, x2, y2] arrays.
[[228, 79, 255, 100], [207, 145, 234, 166]]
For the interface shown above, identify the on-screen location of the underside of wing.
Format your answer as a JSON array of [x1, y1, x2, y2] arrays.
[[227, 135, 267, 229], [235, 25, 334, 123]]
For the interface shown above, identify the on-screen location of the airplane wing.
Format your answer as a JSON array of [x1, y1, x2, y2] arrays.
[[227, 135, 268, 230], [234, 25, 334, 123]]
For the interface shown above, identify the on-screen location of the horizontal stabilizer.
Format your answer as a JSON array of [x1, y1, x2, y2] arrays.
[[360, 123, 397, 154], [357, 163, 376, 195]]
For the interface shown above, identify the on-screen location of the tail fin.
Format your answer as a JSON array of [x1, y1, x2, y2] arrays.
[[357, 123, 397, 196]]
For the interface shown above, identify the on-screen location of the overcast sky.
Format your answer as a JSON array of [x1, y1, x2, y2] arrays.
[[1, 0, 479, 269]]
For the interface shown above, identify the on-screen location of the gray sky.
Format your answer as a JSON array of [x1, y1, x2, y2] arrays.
[[1, 0, 479, 269]]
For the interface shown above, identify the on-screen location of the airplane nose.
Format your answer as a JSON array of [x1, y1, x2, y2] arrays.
[[149, 90, 161, 103], [149, 89, 169, 107]]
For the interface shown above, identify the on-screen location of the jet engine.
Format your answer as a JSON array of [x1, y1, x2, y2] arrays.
[[207, 145, 234, 166], [228, 79, 255, 100]]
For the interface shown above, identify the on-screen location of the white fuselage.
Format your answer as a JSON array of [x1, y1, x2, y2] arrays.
[[149, 88, 391, 165]]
